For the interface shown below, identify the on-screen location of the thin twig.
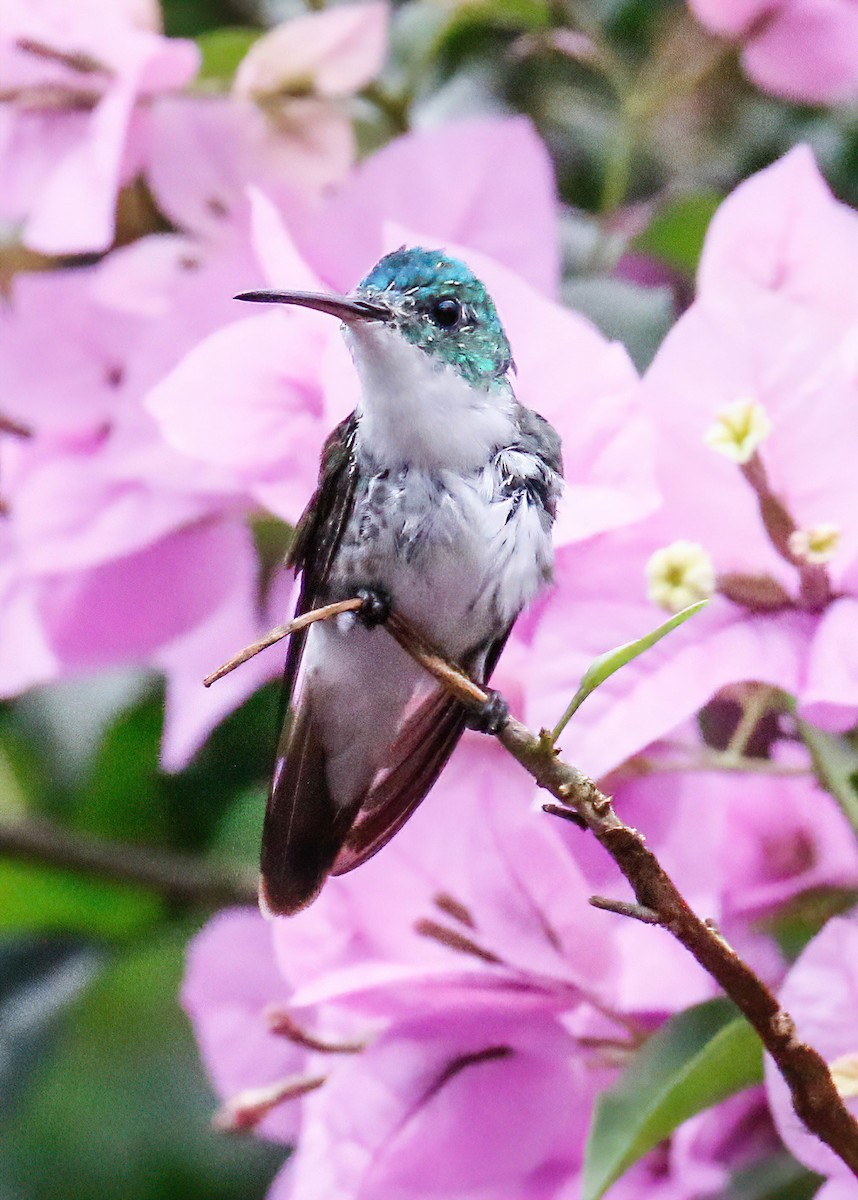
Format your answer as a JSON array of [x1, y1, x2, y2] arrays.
[[589, 896, 661, 925], [0, 815, 258, 908], [0, 413, 32, 438], [203, 597, 363, 686]]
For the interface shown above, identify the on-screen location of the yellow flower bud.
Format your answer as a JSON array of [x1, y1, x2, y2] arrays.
[[704, 398, 772, 465], [788, 524, 842, 565], [646, 540, 716, 614]]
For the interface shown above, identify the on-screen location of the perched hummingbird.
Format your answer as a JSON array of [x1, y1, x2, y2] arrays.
[[236, 247, 563, 916]]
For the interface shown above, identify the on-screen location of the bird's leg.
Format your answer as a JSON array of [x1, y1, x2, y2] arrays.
[[356, 586, 393, 629], [464, 688, 509, 736]]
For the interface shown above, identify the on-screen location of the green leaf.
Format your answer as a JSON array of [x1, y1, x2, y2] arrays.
[[162, 0, 250, 39], [798, 721, 858, 836], [634, 191, 723, 275], [761, 886, 858, 962], [196, 27, 262, 83], [452, 0, 550, 32], [582, 999, 763, 1200], [551, 601, 706, 742]]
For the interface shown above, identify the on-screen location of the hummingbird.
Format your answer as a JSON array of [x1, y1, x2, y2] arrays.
[[236, 247, 563, 916]]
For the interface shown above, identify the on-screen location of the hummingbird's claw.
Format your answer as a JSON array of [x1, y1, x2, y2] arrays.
[[356, 586, 393, 629], [465, 689, 509, 736]]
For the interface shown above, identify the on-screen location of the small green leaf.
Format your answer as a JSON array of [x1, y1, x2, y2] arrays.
[[195, 26, 262, 83], [634, 192, 723, 275], [582, 999, 763, 1200], [551, 601, 706, 743], [798, 721, 858, 836]]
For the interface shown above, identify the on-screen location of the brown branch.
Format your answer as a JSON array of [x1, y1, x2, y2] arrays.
[[0, 814, 258, 908], [206, 599, 858, 1172]]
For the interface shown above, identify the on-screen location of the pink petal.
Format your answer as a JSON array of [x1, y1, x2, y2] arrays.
[[687, 0, 775, 36], [742, 0, 858, 104], [233, 4, 388, 99], [1, 265, 139, 435], [156, 525, 276, 770], [182, 908, 304, 1143], [801, 597, 858, 732], [145, 310, 328, 522], [286, 1010, 588, 1199], [698, 145, 858, 329], [37, 516, 249, 672], [23, 83, 136, 256], [293, 117, 560, 294], [0, 568, 58, 696]]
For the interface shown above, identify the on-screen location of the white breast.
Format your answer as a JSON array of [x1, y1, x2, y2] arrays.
[[340, 324, 554, 660], [346, 322, 517, 473]]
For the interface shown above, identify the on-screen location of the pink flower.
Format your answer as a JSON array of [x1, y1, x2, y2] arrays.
[[689, 0, 858, 103], [184, 735, 814, 1197], [183, 731, 757, 1198], [0, 247, 281, 760], [0, 0, 199, 254], [764, 910, 858, 1185], [233, 4, 388, 101], [282, 1005, 593, 1200], [697, 146, 858, 329]]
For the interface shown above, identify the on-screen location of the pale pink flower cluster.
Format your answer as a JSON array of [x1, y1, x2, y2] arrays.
[[688, 0, 858, 103], [3, 1, 858, 1193]]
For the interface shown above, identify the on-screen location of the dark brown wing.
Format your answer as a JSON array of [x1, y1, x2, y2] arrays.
[[331, 627, 512, 877], [259, 412, 361, 916]]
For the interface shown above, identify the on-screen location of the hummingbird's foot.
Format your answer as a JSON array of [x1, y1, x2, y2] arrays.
[[465, 689, 509, 736], [356, 586, 393, 629]]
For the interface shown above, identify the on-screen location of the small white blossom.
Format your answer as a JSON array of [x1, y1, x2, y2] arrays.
[[788, 524, 842, 565], [646, 540, 717, 613], [704, 397, 772, 464]]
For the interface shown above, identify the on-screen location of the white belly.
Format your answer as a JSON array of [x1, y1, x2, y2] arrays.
[[336, 464, 553, 662]]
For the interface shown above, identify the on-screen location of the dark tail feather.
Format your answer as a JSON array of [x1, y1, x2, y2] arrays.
[[332, 688, 467, 877], [259, 702, 361, 916]]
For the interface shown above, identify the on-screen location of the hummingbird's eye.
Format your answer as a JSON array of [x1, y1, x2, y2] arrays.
[[430, 296, 462, 329]]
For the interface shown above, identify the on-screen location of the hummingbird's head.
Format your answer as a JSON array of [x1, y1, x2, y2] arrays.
[[235, 246, 513, 389], [353, 247, 513, 386]]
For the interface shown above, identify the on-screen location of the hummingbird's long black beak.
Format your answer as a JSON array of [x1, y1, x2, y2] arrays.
[[234, 289, 392, 323]]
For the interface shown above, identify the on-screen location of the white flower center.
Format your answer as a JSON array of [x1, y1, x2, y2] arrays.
[[704, 397, 772, 464], [788, 524, 842, 565], [646, 540, 716, 613]]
